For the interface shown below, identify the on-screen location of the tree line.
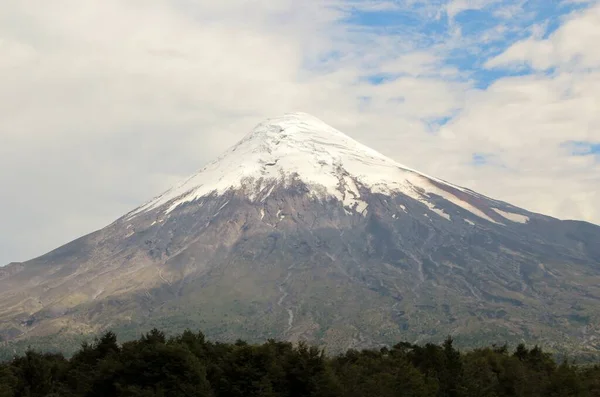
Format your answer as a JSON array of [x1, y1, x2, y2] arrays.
[[0, 328, 599, 397]]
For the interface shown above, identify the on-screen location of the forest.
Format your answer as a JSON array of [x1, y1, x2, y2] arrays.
[[1, 328, 599, 397]]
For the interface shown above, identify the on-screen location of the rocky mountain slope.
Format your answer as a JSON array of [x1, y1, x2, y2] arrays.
[[1, 113, 599, 355]]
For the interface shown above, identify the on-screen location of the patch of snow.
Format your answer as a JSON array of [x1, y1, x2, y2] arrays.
[[261, 185, 275, 201], [150, 221, 157, 226], [342, 196, 356, 209], [392, 213, 397, 219], [217, 200, 230, 211], [260, 208, 265, 220], [400, 205, 407, 213], [464, 219, 475, 226], [492, 208, 529, 224], [336, 175, 368, 215], [343, 175, 359, 197], [276, 209, 286, 220], [419, 184, 500, 224], [420, 200, 451, 221], [432, 208, 451, 221], [125, 112, 508, 223], [355, 201, 368, 215]]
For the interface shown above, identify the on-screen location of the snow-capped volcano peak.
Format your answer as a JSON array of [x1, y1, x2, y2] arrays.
[[236, 112, 397, 165], [127, 113, 522, 224]]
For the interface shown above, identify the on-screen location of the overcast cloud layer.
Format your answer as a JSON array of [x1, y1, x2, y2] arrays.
[[1, 0, 599, 265]]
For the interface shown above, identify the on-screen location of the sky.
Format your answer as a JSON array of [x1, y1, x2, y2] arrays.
[[1, 0, 599, 265]]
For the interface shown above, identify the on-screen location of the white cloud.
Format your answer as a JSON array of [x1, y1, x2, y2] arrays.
[[486, 3, 600, 71], [492, 2, 526, 20], [446, 0, 500, 21], [437, 3, 600, 222]]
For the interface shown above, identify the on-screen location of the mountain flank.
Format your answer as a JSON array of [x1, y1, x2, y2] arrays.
[[1, 112, 599, 357]]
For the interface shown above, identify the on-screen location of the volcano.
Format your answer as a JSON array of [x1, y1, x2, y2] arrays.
[[1, 112, 599, 355]]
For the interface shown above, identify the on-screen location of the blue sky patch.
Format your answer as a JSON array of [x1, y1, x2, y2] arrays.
[[454, 9, 498, 37], [471, 153, 488, 166], [564, 141, 600, 156], [362, 73, 401, 85], [424, 115, 453, 133], [339, 0, 595, 91], [344, 9, 423, 28]]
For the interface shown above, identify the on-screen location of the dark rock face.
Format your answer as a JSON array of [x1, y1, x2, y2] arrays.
[[1, 179, 599, 355]]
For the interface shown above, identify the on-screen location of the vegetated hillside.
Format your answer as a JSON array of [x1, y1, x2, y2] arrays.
[[1, 113, 599, 357], [1, 328, 599, 397]]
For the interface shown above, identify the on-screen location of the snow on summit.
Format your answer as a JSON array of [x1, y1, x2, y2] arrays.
[[127, 112, 524, 224]]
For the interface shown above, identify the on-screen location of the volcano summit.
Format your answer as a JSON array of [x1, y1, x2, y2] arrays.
[[1, 113, 599, 355]]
